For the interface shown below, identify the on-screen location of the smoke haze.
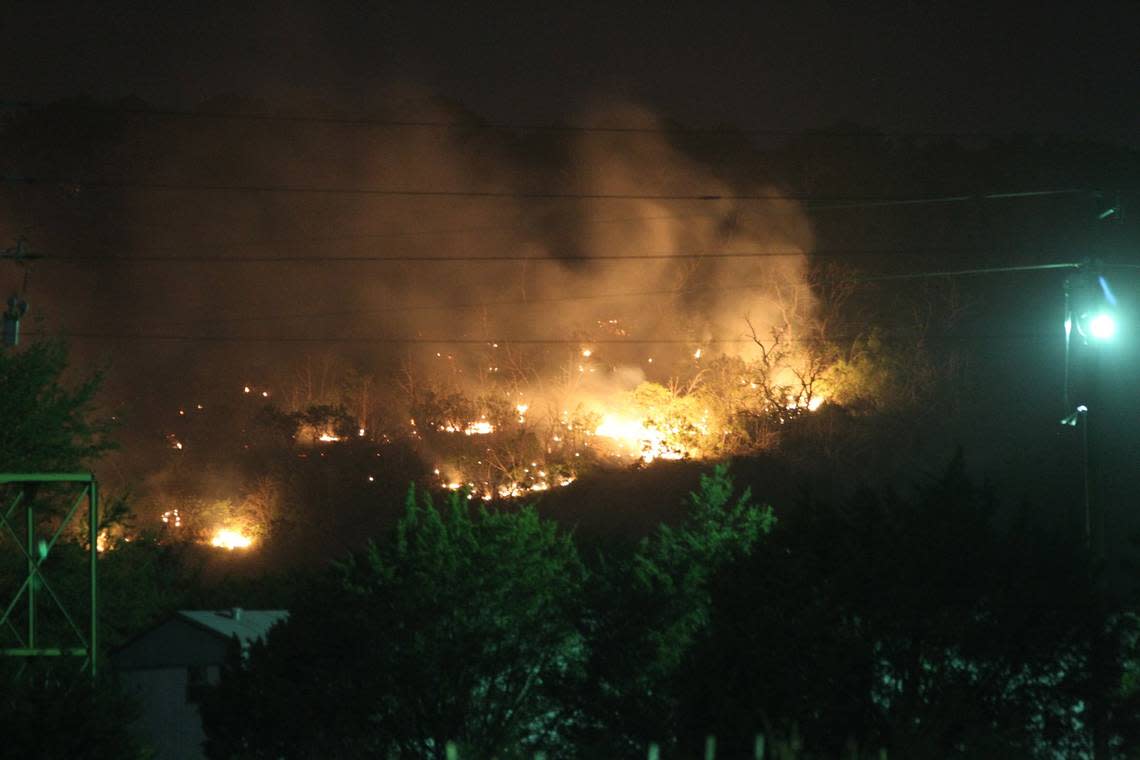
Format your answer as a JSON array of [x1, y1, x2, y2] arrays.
[[4, 95, 816, 404]]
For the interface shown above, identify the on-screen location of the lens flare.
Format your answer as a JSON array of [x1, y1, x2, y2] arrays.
[[1089, 312, 1117, 341]]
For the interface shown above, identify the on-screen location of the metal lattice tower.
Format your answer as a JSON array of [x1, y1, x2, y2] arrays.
[[0, 473, 98, 678]]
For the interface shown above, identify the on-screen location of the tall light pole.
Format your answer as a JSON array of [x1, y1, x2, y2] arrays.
[[1061, 190, 1123, 760], [1061, 261, 1118, 555]]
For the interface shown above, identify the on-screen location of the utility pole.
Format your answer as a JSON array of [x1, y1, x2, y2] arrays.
[[1058, 193, 1123, 759], [1060, 259, 1114, 556], [0, 241, 101, 682], [2, 238, 36, 347]]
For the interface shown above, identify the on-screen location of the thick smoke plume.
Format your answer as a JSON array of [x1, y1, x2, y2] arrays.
[[1, 96, 819, 507]]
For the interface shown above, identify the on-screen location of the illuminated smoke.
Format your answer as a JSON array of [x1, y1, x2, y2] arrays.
[[5, 94, 822, 515]]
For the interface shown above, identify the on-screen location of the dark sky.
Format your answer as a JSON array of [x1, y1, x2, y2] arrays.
[[4, 1, 1137, 142]]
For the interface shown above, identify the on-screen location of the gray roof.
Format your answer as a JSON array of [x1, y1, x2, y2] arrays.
[[176, 609, 288, 646]]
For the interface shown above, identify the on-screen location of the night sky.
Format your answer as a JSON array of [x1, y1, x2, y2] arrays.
[[3, 2, 1137, 142]]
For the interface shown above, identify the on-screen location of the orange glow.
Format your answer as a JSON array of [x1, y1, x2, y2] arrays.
[[595, 413, 685, 463], [464, 420, 494, 435], [210, 528, 253, 550]]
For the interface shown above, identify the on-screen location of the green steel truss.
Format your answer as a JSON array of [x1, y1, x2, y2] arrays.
[[0, 473, 98, 677]]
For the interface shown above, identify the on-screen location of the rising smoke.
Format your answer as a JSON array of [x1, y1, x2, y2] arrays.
[[0, 94, 820, 511]]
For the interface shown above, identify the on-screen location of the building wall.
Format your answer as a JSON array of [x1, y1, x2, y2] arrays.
[[113, 619, 230, 758], [117, 665, 219, 760]]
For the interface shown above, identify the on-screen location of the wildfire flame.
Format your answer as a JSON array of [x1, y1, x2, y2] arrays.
[[595, 413, 686, 463], [785, 394, 825, 412], [210, 528, 253, 550], [464, 421, 494, 435]]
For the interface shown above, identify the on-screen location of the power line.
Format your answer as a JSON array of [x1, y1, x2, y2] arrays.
[[0, 173, 854, 201], [36, 247, 997, 264], [159, 284, 773, 326], [28, 256, 1081, 340], [0, 100, 1085, 141], [35, 258, 1084, 329], [52, 211, 725, 252], [22, 330, 1058, 346], [804, 190, 1095, 211], [0, 175, 1090, 206], [858, 262, 1081, 281], [18, 332, 758, 345]]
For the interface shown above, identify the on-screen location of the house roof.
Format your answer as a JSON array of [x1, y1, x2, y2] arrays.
[[175, 609, 288, 645]]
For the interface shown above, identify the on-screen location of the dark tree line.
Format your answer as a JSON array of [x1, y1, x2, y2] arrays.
[[198, 459, 1140, 758]]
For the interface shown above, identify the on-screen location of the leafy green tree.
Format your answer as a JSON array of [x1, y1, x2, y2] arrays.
[[0, 340, 112, 471], [678, 455, 1136, 757], [0, 667, 151, 759], [822, 327, 952, 414], [570, 464, 774, 756], [0, 340, 149, 757], [200, 487, 584, 758]]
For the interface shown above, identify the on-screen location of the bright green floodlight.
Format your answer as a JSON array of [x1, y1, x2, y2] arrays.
[[1088, 312, 1117, 341]]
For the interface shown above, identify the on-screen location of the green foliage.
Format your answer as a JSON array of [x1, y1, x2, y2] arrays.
[[676, 454, 1139, 757], [0, 340, 113, 471], [633, 465, 774, 677], [656, 463, 776, 569], [824, 328, 950, 413], [94, 538, 201, 649], [692, 356, 763, 452], [572, 464, 774, 755], [627, 382, 718, 457], [196, 467, 779, 756], [0, 667, 151, 759], [822, 329, 892, 408], [0, 532, 199, 655], [200, 488, 584, 759], [188, 457, 1140, 757]]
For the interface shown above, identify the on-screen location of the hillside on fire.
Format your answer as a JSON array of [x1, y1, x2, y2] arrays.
[[2, 5, 1140, 754], [9, 94, 1134, 564]]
